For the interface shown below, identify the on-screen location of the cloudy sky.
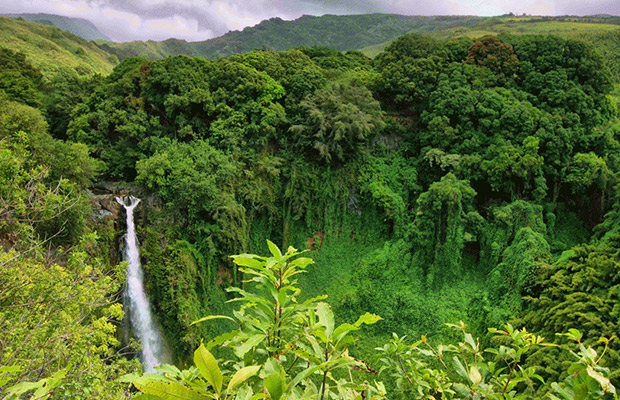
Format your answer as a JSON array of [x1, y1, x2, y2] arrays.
[[1, 0, 618, 42]]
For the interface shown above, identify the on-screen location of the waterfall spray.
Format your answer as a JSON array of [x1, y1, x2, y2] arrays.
[[116, 195, 169, 372]]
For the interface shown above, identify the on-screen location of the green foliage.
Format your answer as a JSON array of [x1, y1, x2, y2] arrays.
[[516, 236, 620, 388], [0, 16, 116, 78], [44, 70, 102, 140], [0, 62, 138, 398], [0, 47, 43, 107], [0, 125, 138, 397], [358, 150, 420, 234], [4, 14, 620, 400], [103, 14, 483, 61], [70, 55, 287, 179], [0, 235, 141, 399], [465, 36, 520, 84], [0, 99, 101, 243], [488, 227, 550, 311], [409, 174, 480, 286], [374, 34, 446, 114], [290, 83, 384, 164], [7, 13, 111, 41], [133, 241, 384, 399], [550, 330, 618, 400], [378, 323, 618, 400]]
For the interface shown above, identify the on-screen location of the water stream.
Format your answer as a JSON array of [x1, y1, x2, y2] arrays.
[[116, 195, 169, 372]]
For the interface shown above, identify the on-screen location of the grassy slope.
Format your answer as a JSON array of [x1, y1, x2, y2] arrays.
[[96, 38, 200, 61], [0, 16, 117, 79], [3, 13, 111, 41], [360, 15, 620, 59]]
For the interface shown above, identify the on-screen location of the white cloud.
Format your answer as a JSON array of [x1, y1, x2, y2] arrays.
[[0, 0, 218, 41], [211, 1, 262, 31]]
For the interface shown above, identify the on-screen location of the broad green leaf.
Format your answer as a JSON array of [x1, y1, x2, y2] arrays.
[[5, 380, 44, 396], [45, 368, 67, 389], [287, 257, 314, 270], [264, 373, 285, 400], [468, 366, 482, 386], [353, 313, 383, 327], [119, 372, 142, 383], [267, 240, 282, 263], [227, 366, 261, 394], [586, 365, 614, 393], [234, 334, 266, 358], [333, 323, 359, 343], [0, 365, 21, 387], [205, 331, 239, 351], [231, 256, 264, 269], [194, 344, 223, 395], [134, 378, 207, 400], [452, 383, 470, 398], [301, 295, 328, 307], [191, 315, 236, 326], [317, 302, 335, 339], [551, 382, 574, 400], [288, 359, 342, 390], [155, 364, 184, 377], [568, 328, 583, 342], [336, 335, 357, 348], [452, 356, 468, 381], [277, 289, 287, 308], [464, 333, 477, 351], [0, 366, 21, 373], [131, 394, 161, 400]]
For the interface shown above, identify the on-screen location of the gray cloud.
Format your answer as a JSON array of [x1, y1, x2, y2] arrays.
[[0, 0, 618, 42]]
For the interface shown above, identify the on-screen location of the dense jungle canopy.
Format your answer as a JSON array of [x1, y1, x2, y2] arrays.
[[1, 14, 620, 399]]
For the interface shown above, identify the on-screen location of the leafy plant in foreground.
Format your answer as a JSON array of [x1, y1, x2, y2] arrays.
[[131, 240, 384, 399], [377, 323, 617, 399], [550, 329, 617, 400]]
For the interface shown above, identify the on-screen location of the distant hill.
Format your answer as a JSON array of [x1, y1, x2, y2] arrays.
[[1, 12, 619, 80], [97, 13, 620, 73], [99, 14, 484, 60], [0, 16, 117, 77], [360, 15, 620, 62], [3, 13, 111, 41]]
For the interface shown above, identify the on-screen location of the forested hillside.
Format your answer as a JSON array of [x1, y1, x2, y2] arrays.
[[96, 13, 620, 64], [1, 15, 620, 399], [98, 14, 483, 61]]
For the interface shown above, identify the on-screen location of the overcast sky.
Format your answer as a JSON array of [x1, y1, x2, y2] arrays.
[[1, 0, 618, 42]]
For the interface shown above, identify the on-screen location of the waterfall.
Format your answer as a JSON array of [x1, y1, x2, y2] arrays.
[[116, 195, 169, 372]]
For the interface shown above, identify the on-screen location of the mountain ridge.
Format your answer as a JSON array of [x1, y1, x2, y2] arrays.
[[3, 13, 111, 41], [98, 14, 485, 60]]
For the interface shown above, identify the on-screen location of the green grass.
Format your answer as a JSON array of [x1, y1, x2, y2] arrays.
[[0, 16, 117, 79], [360, 15, 620, 59], [4, 13, 111, 41]]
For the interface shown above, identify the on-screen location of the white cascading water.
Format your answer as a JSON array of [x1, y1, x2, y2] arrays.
[[116, 195, 169, 372]]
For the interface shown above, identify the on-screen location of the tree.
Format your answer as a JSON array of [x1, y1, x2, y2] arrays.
[[0, 47, 43, 107], [465, 36, 520, 83], [290, 83, 384, 164], [409, 174, 480, 286]]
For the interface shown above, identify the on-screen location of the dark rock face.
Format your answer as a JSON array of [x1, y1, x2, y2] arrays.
[[90, 194, 123, 223], [89, 182, 149, 226], [87, 183, 162, 265]]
